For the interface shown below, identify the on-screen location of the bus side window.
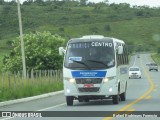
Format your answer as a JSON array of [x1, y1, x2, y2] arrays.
[[116, 44, 128, 67]]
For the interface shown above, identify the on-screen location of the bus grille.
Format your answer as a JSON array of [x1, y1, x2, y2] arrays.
[[132, 73, 137, 75], [75, 78, 102, 84], [78, 87, 100, 92]]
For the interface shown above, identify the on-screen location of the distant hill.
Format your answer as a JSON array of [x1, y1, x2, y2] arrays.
[[0, 2, 160, 53]]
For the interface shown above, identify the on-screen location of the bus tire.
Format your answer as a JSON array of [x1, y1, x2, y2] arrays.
[[112, 95, 119, 104], [120, 92, 126, 101], [120, 82, 127, 101], [66, 96, 74, 106], [113, 84, 120, 104]]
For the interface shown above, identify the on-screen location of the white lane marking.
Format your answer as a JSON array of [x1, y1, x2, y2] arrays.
[[0, 117, 13, 120], [0, 103, 66, 120], [130, 54, 136, 67], [37, 103, 66, 111], [133, 55, 136, 66], [145, 54, 148, 62]]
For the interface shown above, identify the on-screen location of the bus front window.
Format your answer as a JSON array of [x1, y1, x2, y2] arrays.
[[87, 47, 114, 67], [64, 41, 115, 70]]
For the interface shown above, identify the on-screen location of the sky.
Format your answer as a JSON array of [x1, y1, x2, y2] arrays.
[[5, 0, 160, 7], [90, 0, 160, 7]]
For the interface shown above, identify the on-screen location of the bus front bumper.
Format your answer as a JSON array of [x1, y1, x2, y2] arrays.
[[64, 81, 119, 97]]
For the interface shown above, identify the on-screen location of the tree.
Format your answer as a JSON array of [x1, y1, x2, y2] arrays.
[[104, 24, 111, 32], [3, 31, 65, 71], [89, 26, 98, 34], [34, 0, 45, 5], [23, 0, 34, 5], [2, 5, 12, 14], [8, 0, 17, 5], [80, 0, 88, 6], [136, 10, 145, 16], [157, 47, 160, 54], [0, 0, 5, 5], [104, 0, 108, 4]]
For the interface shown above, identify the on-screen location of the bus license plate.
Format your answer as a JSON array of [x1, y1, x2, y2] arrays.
[[84, 84, 94, 88]]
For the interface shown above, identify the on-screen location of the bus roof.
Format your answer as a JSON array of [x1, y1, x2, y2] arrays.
[[111, 38, 125, 44], [68, 35, 125, 44], [80, 35, 104, 39]]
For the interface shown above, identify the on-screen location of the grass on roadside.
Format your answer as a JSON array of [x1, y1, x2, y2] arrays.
[[0, 73, 63, 102], [151, 53, 160, 65]]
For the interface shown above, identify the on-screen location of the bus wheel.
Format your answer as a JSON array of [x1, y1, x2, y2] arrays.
[[112, 94, 119, 104], [120, 92, 126, 101], [113, 88, 120, 104], [66, 96, 74, 106], [120, 83, 127, 101]]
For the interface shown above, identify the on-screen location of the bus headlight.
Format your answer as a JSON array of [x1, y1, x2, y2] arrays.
[[65, 77, 75, 83], [103, 77, 115, 83], [103, 78, 109, 83], [69, 78, 75, 83], [109, 88, 113, 92]]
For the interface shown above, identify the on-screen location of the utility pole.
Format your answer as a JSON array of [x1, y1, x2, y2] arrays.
[[17, 0, 26, 79]]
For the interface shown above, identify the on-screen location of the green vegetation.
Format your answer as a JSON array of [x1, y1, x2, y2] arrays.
[[0, 79, 63, 102], [0, 1, 160, 100], [151, 54, 160, 65], [0, 2, 160, 58], [3, 31, 65, 72], [0, 70, 63, 102]]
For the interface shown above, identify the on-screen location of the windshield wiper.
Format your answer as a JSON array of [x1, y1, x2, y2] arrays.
[[86, 60, 108, 67], [70, 60, 91, 70]]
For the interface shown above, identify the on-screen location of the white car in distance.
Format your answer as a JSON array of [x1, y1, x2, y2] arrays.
[[129, 66, 141, 79]]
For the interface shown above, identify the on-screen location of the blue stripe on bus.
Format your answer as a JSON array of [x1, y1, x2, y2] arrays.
[[71, 71, 107, 78]]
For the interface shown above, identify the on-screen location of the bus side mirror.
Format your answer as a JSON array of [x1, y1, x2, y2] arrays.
[[118, 46, 123, 54], [59, 47, 66, 55]]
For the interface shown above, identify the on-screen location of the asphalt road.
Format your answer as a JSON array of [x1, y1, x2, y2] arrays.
[[0, 54, 160, 120]]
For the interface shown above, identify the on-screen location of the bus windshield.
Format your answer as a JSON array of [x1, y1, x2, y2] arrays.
[[64, 41, 115, 70]]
